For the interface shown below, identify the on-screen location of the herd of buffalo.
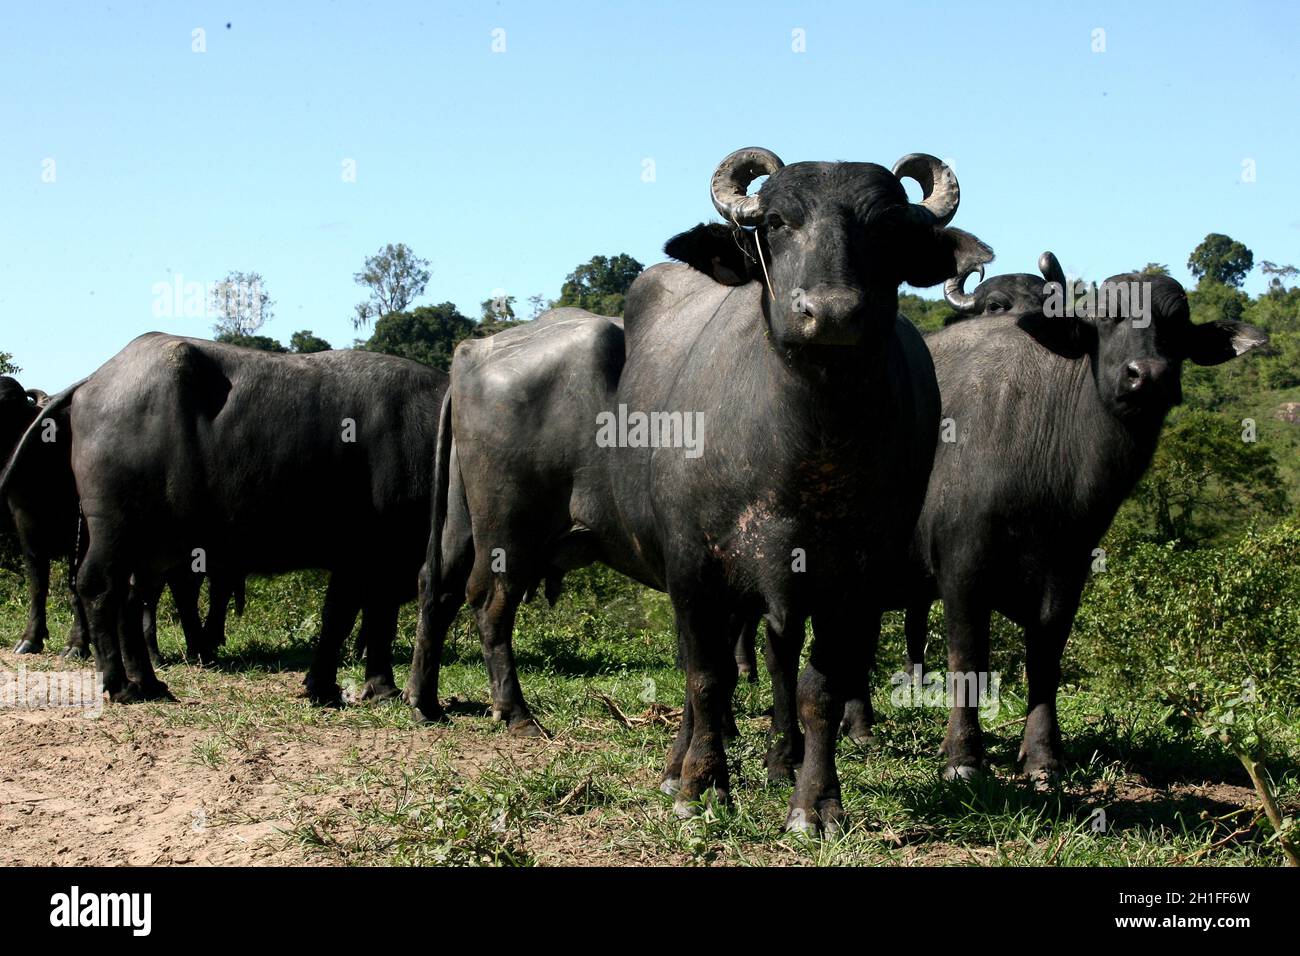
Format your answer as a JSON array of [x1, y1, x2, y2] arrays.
[[0, 148, 1270, 835]]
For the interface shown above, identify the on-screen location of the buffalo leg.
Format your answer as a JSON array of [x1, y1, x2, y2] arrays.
[[407, 566, 461, 722], [473, 575, 540, 736], [164, 569, 207, 662], [940, 591, 990, 780], [203, 574, 236, 650], [660, 693, 695, 794], [1019, 615, 1072, 785], [407, 524, 473, 722], [137, 577, 166, 668], [304, 573, 362, 705], [733, 617, 758, 683], [763, 613, 806, 783], [78, 543, 168, 703], [839, 609, 881, 745], [667, 595, 735, 816], [904, 597, 930, 676], [121, 576, 170, 697], [62, 551, 92, 660], [13, 544, 50, 654], [358, 599, 401, 701], [786, 609, 856, 836]]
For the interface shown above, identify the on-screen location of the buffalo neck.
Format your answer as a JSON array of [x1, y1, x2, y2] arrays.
[[1057, 354, 1167, 532]]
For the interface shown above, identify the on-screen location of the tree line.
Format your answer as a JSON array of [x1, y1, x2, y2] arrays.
[[204, 244, 646, 369], [5, 231, 1296, 553]]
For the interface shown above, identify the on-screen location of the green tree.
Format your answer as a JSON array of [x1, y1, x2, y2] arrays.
[[209, 270, 274, 337], [1188, 278, 1249, 324], [898, 292, 958, 332], [0, 352, 18, 375], [1243, 283, 1300, 332], [1188, 233, 1254, 288], [364, 302, 475, 370], [556, 253, 644, 317], [476, 294, 522, 339], [289, 330, 332, 353], [353, 243, 431, 328], [214, 332, 287, 352], [526, 293, 548, 320], [1116, 409, 1286, 546], [1259, 261, 1299, 296], [1138, 262, 1170, 276]]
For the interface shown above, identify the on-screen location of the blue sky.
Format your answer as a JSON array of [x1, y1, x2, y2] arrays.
[[2, 0, 1297, 388]]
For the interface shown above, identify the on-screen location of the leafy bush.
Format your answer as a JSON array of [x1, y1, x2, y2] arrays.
[[1070, 517, 1300, 697]]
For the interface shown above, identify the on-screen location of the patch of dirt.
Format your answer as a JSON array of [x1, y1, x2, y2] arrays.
[[4, 707, 343, 865], [0, 689, 543, 866]]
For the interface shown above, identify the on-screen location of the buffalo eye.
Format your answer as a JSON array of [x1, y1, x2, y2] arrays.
[[987, 296, 1010, 314], [765, 212, 786, 231]]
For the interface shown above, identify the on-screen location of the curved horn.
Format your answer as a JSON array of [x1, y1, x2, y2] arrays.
[[892, 153, 960, 227], [710, 147, 784, 226], [1038, 251, 1066, 289], [944, 264, 985, 312], [24, 389, 49, 407]]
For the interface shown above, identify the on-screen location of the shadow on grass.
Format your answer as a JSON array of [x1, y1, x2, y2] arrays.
[[1064, 725, 1298, 788], [886, 766, 1257, 845]]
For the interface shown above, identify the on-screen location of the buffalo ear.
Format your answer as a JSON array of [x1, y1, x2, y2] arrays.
[[1185, 320, 1269, 366], [902, 226, 994, 290], [664, 223, 756, 286], [1016, 312, 1093, 359]]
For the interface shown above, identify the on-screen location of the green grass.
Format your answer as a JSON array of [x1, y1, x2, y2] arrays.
[[1, 565, 1296, 867]]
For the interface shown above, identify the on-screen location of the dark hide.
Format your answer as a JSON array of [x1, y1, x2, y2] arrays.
[[745, 261, 1269, 785], [408, 155, 993, 834], [3, 336, 446, 703]]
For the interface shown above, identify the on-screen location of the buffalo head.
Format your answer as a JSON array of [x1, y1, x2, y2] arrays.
[[1084, 273, 1267, 419], [0, 376, 43, 460], [665, 148, 993, 349], [990, 267, 1272, 421], [945, 251, 1066, 317]]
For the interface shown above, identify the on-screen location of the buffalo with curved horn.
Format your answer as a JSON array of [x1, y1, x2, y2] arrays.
[[738, 253, 1269, 787], [407, 147, 992, 835]]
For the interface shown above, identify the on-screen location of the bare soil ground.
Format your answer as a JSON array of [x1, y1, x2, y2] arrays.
[[0, 648, 1273, 867]]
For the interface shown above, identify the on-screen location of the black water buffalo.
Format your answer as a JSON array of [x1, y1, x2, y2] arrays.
[[0, 376, 88, 656], [407, 148, 993, 833], [746, 254, 1269, 785], [1, 335, 447, 703], [138, 571, 245, 664], [2, 377, 244, 663]]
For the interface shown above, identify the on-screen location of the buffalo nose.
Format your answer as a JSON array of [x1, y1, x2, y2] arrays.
[[800, 286, 865, 325], [1125, 358, 1170, 392]]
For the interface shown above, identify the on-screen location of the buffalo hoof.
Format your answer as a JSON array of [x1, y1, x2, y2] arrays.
[[360, 678, 402, 703], [765, 738, 803, 784], [149, 652, 165, 669], [304, 674, 343, 707], [659, 776, 681, 796], [409, 704, 447, 725], [672, 786, 727, 820], [723, 713, 741, 741], [840, 718, 874, 747], [1026, 769, 1061, 792], [60, 644, 91, 661], [1023, 759, 1064, 791], [110, 680, 174, 704], [402, 688, 447, 724], [943, 763, 985, 783], [784, 800, 844, 837], [508, 716, 546, 738], [766, 762, 797, 785], [13, 639, 44, 655]]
